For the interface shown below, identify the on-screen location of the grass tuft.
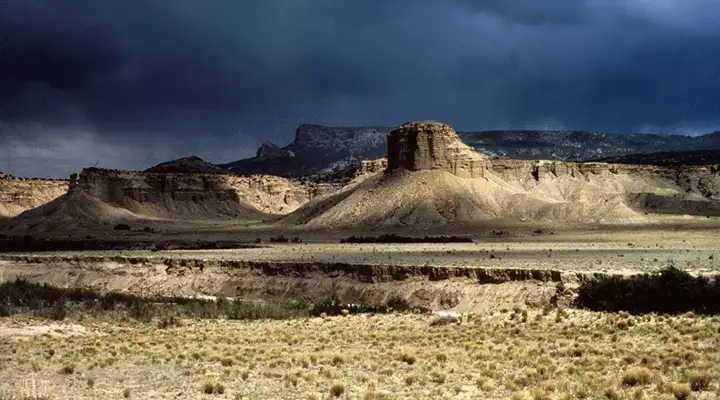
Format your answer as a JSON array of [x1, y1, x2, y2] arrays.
[[330, 382, 345, 398], [622, 367, 652, 387], [688, 371, 712, 391]]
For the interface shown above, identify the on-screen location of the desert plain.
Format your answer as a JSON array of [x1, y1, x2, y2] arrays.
[[1, 122, 720, 399]]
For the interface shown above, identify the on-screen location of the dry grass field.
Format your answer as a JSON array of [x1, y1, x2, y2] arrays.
[[1, 309, 719, 400], [2, 228, 719, 399]]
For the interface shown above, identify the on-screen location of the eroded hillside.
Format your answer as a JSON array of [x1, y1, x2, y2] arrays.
[[284, 122, 720, 228], [3, 122, 720, 235], [0, 160, 386, 234]]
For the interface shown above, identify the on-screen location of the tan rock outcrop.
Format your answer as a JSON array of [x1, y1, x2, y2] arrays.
[[386, 121, 487, 178], [0, 174, 69, 217], [77, 168, 313, 216], [227, 175, 311, 214], [489, 160, 720, 198]]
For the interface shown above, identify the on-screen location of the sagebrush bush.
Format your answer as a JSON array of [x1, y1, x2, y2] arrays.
[[622, 367, 652, 386], [331, 354, 344, 366], [400, 353, 416, 365], [269, 234, 289, 243], [670, 382, 691, 399], [329, 383, 345, 398], [688, 371, 712, 391], [59, 364, 75, 375], [157, 316, 182, 329], [202, 379, 224, 394]]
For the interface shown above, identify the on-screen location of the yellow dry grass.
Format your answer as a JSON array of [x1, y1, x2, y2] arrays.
[[1, 310, 719, 399]]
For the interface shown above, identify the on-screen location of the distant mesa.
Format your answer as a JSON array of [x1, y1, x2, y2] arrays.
[[145, 156, 226, 174], [256, 141, 294, 160], [218, 124, 389, 177], [386, 121, 487, 178]]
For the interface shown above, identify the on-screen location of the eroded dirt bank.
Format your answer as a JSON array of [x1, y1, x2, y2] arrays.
[[3, 231, 717, 314], [0, 255, 606, 313]]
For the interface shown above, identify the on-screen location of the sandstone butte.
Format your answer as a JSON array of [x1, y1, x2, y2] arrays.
[[387, 120, 488, 178]]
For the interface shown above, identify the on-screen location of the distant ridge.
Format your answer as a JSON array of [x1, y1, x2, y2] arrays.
[[594, 148, 720, 166], [146, 156, 226, 174], [218, 124, 720, 177]]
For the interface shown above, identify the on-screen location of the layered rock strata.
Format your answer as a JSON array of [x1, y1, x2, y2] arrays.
[[0, 174, 69, 217], [386, 121, 488, 178]]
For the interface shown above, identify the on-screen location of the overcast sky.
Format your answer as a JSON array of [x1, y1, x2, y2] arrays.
[[2, 1, 720, 177]]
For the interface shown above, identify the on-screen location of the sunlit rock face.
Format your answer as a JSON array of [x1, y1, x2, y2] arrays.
[[386, 121, 487, 178]]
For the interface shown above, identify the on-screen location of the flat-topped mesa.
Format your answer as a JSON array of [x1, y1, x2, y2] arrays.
[[386, 121, 487, 178], [74, 167, 316, 215]]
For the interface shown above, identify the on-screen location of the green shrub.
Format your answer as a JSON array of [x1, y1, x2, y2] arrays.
[[226, 300, 309, 320], [128, 299, 153, 322], [575, 266, 720, 315]]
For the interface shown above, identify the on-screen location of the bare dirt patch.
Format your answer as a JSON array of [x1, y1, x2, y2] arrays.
[[0, 320, 91, 340]]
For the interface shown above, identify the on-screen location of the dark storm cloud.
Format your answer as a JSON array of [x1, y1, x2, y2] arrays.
[[1, 0, 720, 177]]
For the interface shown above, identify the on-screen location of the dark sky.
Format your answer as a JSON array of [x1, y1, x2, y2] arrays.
[[2, 1, 720, 177]]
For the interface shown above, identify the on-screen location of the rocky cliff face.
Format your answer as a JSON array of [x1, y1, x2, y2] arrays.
[[256, 141, 294, 160], [219, 124, 389, 177], [0, 174, 69, 217], [292, 124, 387, 151], [386, 121, 487, 178], [490, 159, 720, 198], [227, 175, 311, 214], [77, 168, 314, 216]]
